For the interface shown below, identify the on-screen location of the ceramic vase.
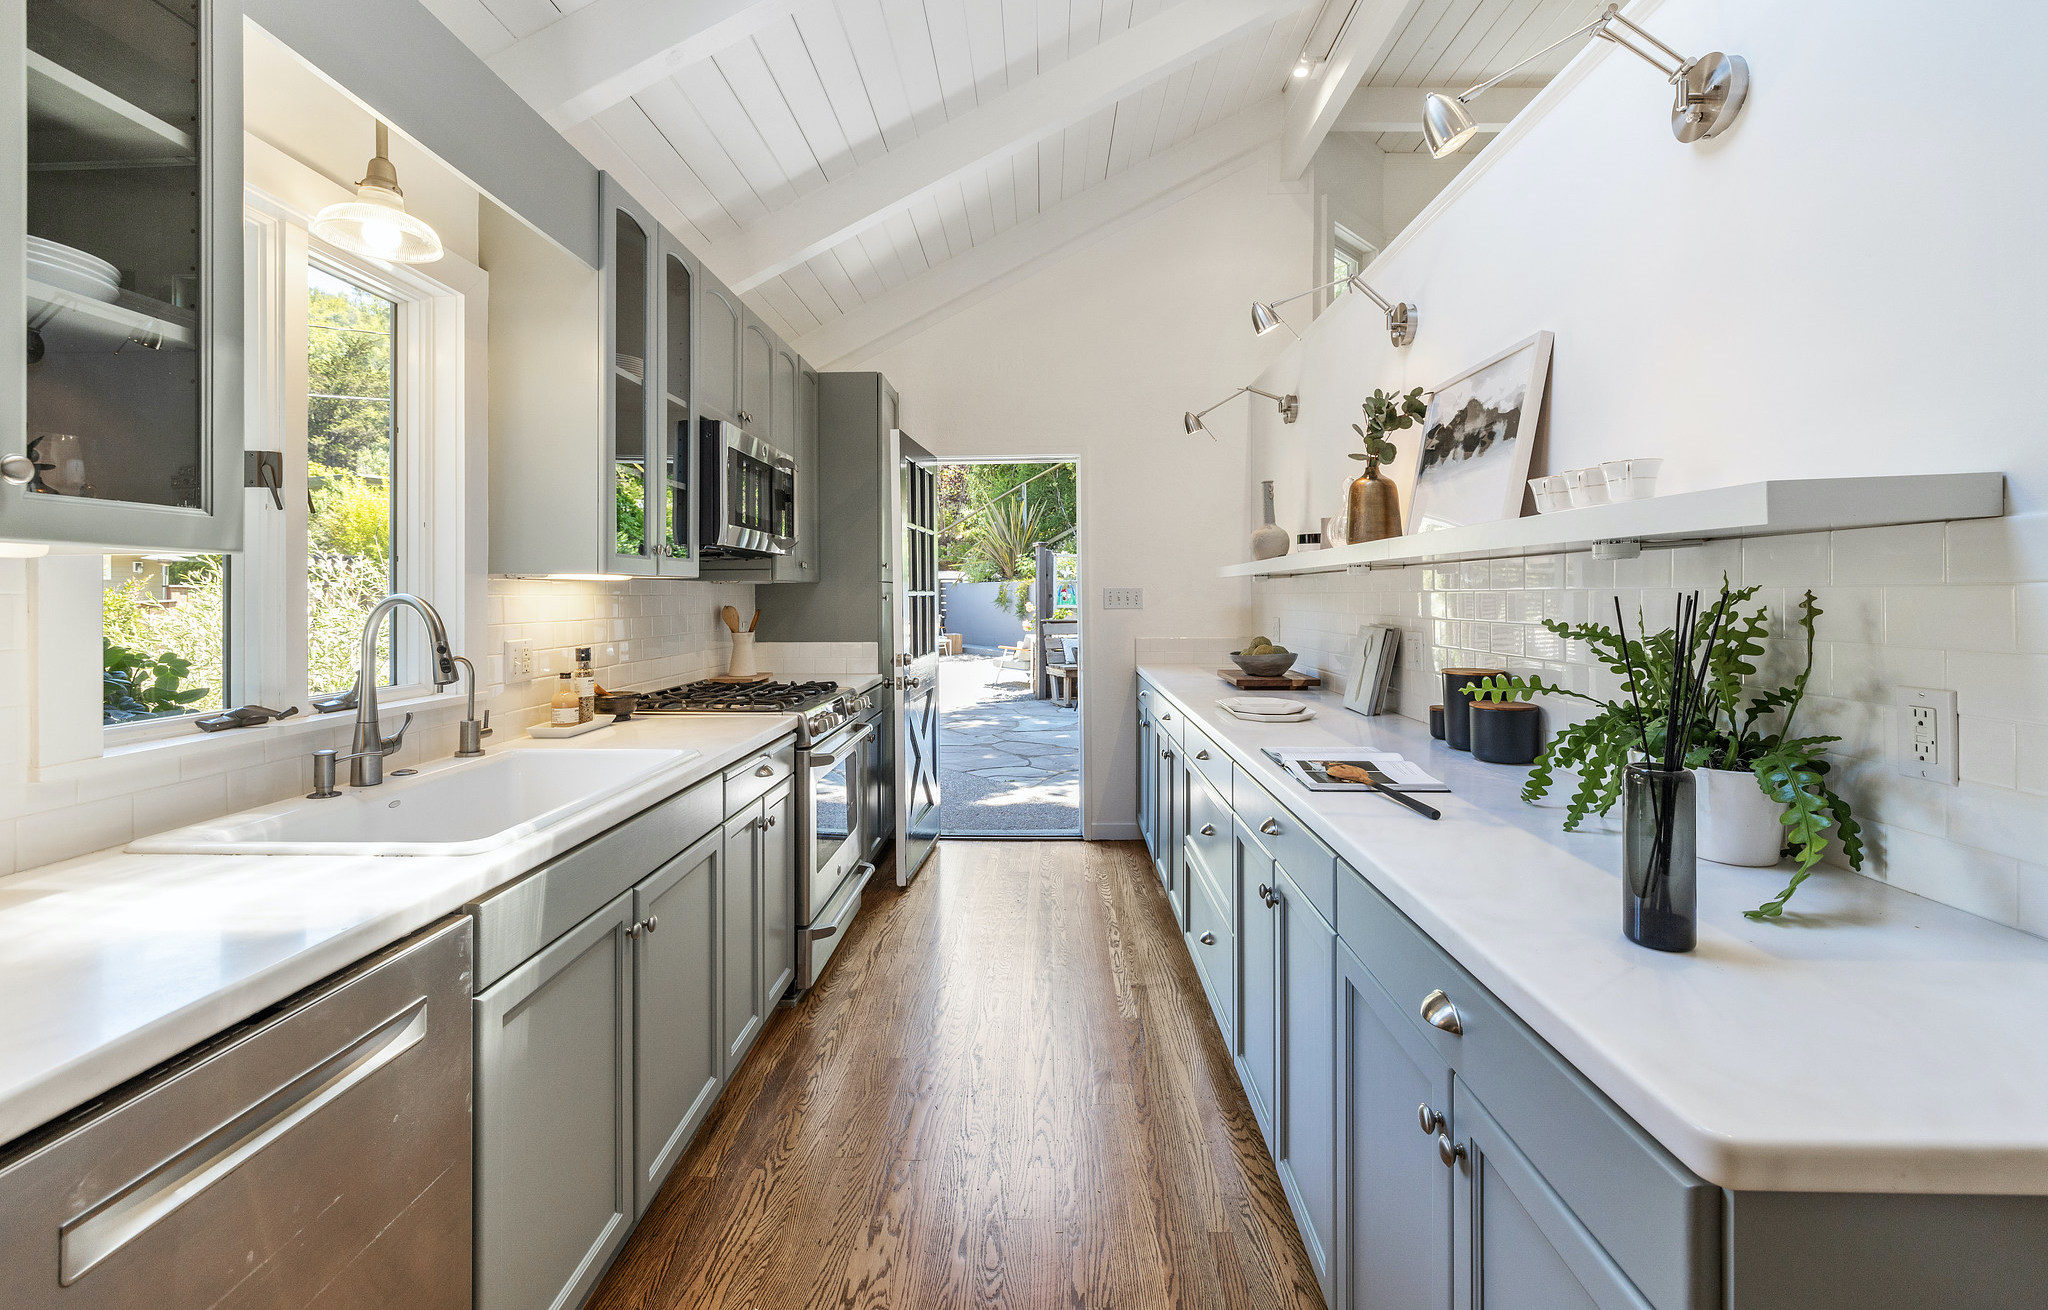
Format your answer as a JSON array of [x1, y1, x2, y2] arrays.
[[1251, 481, 1290, 560], [1696, 767, 1785, 866], [727, 631, 758, 678], [1346, 464, 1401, 543], [1623, 764, 1697, 953]]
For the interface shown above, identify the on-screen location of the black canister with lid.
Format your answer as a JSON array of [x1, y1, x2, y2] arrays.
[[1441, 668, 1505, 752], [1470, 700, 1541, 765]]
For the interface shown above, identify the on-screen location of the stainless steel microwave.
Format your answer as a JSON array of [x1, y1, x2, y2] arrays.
[[698, 418, 795, 557]]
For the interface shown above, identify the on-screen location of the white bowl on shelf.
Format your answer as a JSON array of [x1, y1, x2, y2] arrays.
[[1529, 474, 1571, 514], [1601, 458, 1663, 501], [27, 236, 119, 303], [1564, 467, 1611, 509]]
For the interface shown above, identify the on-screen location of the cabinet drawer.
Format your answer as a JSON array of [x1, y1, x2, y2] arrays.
[[1149, 693, 1183, 747], [1185, 845, 1235, 1040], [1338, 863, 1719, 1310], [1232, 768, 1336, 926], [724, 737, 798, 816], [469, 773, 722, 988], [1185, 767, 1232, 881], [1181, 718, 1233, 799]]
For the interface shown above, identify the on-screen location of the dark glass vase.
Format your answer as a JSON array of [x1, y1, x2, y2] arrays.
[[1623, 764, 1697, 952]]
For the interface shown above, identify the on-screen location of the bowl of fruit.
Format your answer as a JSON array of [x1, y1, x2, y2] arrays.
[[1229, 637, 1296, 678]]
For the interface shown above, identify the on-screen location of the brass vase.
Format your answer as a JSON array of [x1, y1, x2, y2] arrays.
[[1347, 464, 1401, 543]]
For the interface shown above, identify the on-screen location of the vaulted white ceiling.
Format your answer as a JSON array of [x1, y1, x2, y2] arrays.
[[420, 0, 1604, 362]]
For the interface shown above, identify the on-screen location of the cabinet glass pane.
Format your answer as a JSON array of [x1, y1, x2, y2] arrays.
[[24, 0, 204, 510], [613, 211, 648, 558], [663, 254, 690, 559]]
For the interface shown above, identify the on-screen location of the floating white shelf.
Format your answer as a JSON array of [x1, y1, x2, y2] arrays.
[[1220, 474, 2007, 579], [25, 52, 195, 168], [28, 280, 197, 353]]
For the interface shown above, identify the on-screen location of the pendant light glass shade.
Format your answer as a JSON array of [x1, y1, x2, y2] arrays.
[[311, 124, 444, 263], [1422, 92, 1478, 159]]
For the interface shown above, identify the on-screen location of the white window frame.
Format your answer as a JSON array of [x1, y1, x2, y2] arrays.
[[49, 178, 485, 764]]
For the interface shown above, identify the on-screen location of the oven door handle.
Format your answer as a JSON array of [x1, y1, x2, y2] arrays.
[[807, 720, 877, 770], [808, 863, 875, 941]]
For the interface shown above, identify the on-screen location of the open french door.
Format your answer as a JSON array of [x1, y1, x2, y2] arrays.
[[891, 430, 941, 885]]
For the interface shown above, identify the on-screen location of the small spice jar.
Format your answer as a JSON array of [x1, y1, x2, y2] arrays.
[[1429, 704, 1446, 739], [1441, 668, 1506, 752], [1470, 701, 1541, 765]]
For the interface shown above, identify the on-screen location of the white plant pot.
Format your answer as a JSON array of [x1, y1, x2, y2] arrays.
[[1696, 767, 1785, 866]]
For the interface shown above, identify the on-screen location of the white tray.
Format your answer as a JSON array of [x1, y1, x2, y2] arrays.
[[527, 717, 612, 739]]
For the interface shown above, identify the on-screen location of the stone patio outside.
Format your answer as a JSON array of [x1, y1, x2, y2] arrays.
[[939, 653, 1080, 835]]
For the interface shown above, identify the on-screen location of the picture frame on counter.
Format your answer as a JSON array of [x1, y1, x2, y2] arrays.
[[1408, 330, 1553, 533]]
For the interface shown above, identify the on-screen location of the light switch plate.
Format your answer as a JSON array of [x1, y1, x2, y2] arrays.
[[1103, 587, 1143, 610], [1895, 686, 1958, 785], [505, 638, 534, 680]]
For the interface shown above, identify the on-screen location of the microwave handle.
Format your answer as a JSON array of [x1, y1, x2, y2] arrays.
[[807, 720, 877, 770]]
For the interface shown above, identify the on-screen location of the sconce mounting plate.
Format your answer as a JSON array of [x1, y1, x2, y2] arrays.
[[1385, 303, 1417, 348], [1672, 52, 1748, 143]]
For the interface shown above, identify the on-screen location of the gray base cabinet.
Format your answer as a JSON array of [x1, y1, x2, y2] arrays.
[[760, 781, 796, 1009], [722, 807, 764, 1067], [475, 893, 636, 1310], [632, 828, 724, 1215], [1275, 865, 1337, 1295]]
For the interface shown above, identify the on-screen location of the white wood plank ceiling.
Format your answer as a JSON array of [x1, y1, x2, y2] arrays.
[[417, 0, 1602, 358], [423, 0, 1318, 355]]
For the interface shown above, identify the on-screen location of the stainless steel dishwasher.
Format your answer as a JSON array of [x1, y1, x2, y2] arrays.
[[0, 916, 474, 1309]]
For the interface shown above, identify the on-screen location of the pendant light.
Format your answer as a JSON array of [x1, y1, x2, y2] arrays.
[[311, 123, 444, 263]]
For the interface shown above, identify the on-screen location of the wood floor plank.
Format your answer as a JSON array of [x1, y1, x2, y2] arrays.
[[585, 840, 1325, 1310]]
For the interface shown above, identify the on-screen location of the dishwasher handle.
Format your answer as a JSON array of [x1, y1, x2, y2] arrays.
[[59, 996, 431, 1285]]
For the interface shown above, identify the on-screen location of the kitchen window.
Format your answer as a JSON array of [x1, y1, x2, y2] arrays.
[[81, 184, 479, 751]]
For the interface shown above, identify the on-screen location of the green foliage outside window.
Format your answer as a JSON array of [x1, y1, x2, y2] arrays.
[[308, 268, 396, 693], [102, 557, 225, 724]]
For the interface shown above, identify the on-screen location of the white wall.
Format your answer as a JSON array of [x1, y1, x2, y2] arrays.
[[1242, 0, 2048, 934], [864, 153, 1310, 836]]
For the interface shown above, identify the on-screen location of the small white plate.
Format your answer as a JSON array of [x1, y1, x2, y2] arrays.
[[1220, 696, 1307, 714]]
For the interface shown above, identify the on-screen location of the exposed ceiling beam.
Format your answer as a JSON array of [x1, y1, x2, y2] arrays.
[[716, 0, 1312, 295], [486, 0, 803, 130], [1333, 85, 1540, 134], [795, 98, 1283, 369], [1280, 0, 1424, 178]]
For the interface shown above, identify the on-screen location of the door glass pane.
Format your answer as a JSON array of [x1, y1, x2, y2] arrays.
[[614, 212, 649, 558], [307, 267, 397, 692], [102, 552, 225, 724], [664, 254, 690, 559], [25, 0, 204, 510]]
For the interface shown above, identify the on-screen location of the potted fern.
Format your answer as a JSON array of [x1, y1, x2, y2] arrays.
[[1473, 579, 1862, 920], [1347, 386, 1426, 543]]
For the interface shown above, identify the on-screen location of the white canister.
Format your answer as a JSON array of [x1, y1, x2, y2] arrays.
[[727, 631, 758, 678], [1696, 767, 1786, 866]]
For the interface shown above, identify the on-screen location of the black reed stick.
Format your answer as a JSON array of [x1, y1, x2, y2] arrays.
[[1615, 596, 1653, 758]]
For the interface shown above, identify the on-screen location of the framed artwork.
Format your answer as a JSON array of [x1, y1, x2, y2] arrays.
[[1342, 625, 1401, 718], [1055, 580, 1077, 609], [1407, 331, 1553, 533]]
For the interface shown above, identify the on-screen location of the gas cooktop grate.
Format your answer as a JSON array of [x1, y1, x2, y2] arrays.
[[638, 679, 842, 713]]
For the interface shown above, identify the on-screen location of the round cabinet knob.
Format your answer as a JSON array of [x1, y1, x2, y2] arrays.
[[1199, 932, 1217, 945], [765, 814, 778, 828], [0, 453, 34, 486], [1418, 1103, 1444, 1136], [1419, 989, 1464, 1036], [1258, 883, 1280, 909], [644, 915, 659, 935], [1437, 1133, 1467, 1168], [1260, 818, 1282, 837]]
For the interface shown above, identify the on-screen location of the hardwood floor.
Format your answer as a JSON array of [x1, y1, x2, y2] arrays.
[[588, 840, 1327, 1310]]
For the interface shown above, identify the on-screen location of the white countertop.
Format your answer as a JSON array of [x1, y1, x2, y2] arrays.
[[1139, 665, 2048, 1195], [0, 711, 800, 1147]]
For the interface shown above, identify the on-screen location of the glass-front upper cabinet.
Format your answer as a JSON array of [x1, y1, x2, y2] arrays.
[[656, 230, 696, 576], [602, 175, 657, 575], [3, 0, 242, 550]]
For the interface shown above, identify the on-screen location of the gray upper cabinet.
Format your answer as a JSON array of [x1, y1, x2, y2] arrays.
[[722, 804, 764, 1069], [603, 175, 659, 575], [759, 780, 796, 1009], [770, 341, 797, 451], [654, 230, 697, 576], [3, 0, 243, 551], [632, 828, 723, 1216], [474, 891, 636, 1310], [1336, 938, 1454, 1310], [739, 312, 771, 433], [696, 270, 740, 426]]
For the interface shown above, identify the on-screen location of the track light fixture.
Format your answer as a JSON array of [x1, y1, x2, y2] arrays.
[[1252, 273, 1415, 347], [1183, 386, 1299, 438], [1423, 3, 1748, 159]]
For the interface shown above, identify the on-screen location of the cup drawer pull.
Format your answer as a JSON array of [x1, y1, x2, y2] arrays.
[[1420, 989, 1464, 1036]]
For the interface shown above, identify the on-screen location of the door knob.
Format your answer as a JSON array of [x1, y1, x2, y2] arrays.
[[1437, 1133, 1466, 1168], [1418, 1103, 1444, 1135], [1420, 989, 1464, 1035]]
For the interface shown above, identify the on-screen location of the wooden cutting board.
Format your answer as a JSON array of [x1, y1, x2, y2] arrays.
[[1217, 669, 1322, 690], [708, 671, 774, 684]]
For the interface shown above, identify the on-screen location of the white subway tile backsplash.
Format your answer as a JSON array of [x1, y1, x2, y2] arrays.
[[1253, 518, 2048, 939]]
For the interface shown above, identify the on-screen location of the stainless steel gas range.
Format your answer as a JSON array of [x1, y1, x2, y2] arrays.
[[635, 678, 883, 993]]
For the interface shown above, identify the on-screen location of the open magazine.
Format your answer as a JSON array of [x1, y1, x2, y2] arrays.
[[1268, 748, 1449, 793]]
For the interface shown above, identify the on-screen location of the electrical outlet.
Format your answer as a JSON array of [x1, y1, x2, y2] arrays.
[[505, 638, 534, 679], [1895, 686, 1958, 786], [1103, 587, 1143, 610]]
